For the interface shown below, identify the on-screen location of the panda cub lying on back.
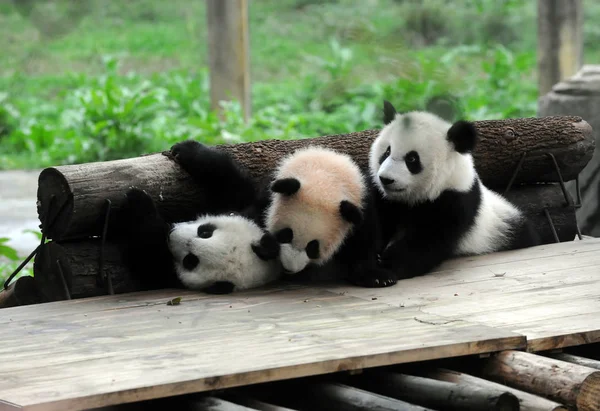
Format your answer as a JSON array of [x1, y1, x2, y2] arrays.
[[371, 101, 540, 278], [117, 188, 281, 294]]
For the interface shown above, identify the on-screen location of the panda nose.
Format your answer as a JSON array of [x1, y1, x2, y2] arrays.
[[379, 176, 395, 186], [182, 253, 200, 270]]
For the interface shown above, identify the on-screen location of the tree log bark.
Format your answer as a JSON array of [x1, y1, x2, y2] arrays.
[[350, 371, 519, 411], [422, 368, 567, 411], [0, 276, 46, 309], [33, 240, 138, 302], [37, 116, 594, 241], [250, 381, 434, 411], [478, 350, 600, 411], [32, 182, 581, 302], [546, 353, 600, 370], [503, 183, 578, 243]]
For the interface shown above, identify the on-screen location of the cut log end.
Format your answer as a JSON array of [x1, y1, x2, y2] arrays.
[[0, 276, 45, 309], [579, 371, 600, 411]]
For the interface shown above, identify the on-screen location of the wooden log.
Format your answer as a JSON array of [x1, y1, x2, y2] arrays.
[[422, 368, 567, 411], [502, 183, 577, 243], [218, 392, 298, 411], [37, 116, 594, 241], [546, 353, 600, 370], [478, 350, 600, 411], [251, 381, 434, 411], [349, 371, 519, 411], [33, 182, 580, 302], [0, 276, 45, 309], [33, 240, 138, 302]]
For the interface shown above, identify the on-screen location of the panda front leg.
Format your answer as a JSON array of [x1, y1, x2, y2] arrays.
[[341, 204, 398, 288], [379, 235, 450, 280], [118, 188, 182, 291], [169, 139, 258, 213]]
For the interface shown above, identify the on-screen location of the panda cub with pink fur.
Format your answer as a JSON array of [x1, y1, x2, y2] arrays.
[[370, 100, 541, 279]]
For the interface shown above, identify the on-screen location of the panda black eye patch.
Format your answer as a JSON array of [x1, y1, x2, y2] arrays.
[[404, 151, 422, 174], [306, 240, 320, 259], [197, 223, 217, 239], [275, 228, 293, 243], [379, 146, 391, 165]]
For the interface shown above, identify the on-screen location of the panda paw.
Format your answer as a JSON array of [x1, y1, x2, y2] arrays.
[[251, 232, 280, 261], [124, 187, 157, 217], [349, 267, 398, 288], [170, 140, 208, 167], [204, 281, 235, 295]]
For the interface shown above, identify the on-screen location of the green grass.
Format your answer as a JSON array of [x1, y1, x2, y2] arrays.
[[1, 0, 600, 169]]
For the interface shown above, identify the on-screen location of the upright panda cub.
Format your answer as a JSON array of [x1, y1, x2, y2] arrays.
[[172, 141, 397, 288], [370, 100, 540, 278]]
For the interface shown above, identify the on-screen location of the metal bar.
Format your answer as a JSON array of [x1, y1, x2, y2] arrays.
[[575, 175, 582, 208], [544, 208, 561, 243], [504, 151, 527, 194], [99, 199, 114, 295], [546, 153, 573, 206], [2, 244, 41, 290], [55, 259, 71, 300]]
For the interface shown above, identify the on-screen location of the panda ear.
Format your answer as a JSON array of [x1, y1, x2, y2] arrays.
[[271, 178, 301, 196], [383, 100, 397, 125], [447, 120, 478, 154], [339, 200, 363, 225]]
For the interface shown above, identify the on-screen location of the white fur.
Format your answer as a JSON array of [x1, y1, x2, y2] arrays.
[[168, 214, 281, 291], [370, 110, 525, 256], [370, 111, 475, 206], [265, 146, 365, 274], [455, 181, 524, 255]]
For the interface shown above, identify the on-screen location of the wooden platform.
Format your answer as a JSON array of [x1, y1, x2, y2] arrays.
[[1, 238, 599, 411]]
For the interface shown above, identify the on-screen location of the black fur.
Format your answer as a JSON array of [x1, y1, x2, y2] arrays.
[[376, 179, 541, 279], [339, 200, 363, 225], [377, 180, 481, 279], [383, 100, 397, 125], [447, 120, 478, 154], [115, 140, 396, 292], [252, 232, 280, 261], [112, 140, 282, 294], [271, 178, 301, 196], [404, 151, 422, 174]]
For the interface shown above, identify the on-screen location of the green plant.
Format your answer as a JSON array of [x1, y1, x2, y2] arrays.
[[0, 238, 18, 261]]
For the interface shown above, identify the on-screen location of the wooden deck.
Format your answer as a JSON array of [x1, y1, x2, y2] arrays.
[[1, 238, 599, 411]]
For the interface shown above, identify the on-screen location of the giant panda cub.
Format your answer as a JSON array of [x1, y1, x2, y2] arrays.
[[116, 189, 281, 295], [172, 140, 397, 288], [370, 100, 540, 279]]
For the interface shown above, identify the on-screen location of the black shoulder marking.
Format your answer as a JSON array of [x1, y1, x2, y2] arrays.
[[340, 200, 363, 225], [271, 178, 301, 196], [383, 100, 397, 125], [251, 232, 280, 261], [204, 281, 235, 294], [377, 178, 482, 278], [447, 120, 478, 154]]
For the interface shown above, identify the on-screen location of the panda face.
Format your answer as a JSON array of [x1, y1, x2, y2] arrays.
[[266, 146, 366, 275], [370, 101, 478, 205], [168, 214, 279, 292]]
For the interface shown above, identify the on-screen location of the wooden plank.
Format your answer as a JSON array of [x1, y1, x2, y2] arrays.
[[538, 0, 583, 96], [0, 287, 524, 411], [206, 0, 251, 122], [327, 238, 600, 351]]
